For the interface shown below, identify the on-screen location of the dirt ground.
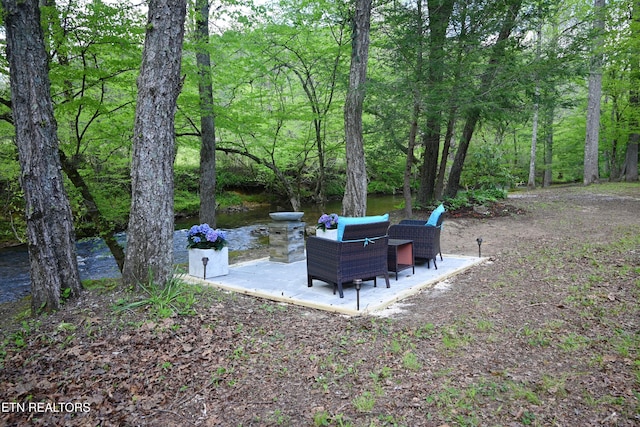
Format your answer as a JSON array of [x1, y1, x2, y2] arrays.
[[0, 183, 638, 426]]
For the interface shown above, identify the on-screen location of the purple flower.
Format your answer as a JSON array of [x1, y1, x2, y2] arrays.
[[187, 223, 228, 250], [316, 213, 339, 230]]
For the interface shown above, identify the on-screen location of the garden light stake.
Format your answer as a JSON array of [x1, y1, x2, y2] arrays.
[[354, 279, 362, 311], [202, 257, 209, 280]]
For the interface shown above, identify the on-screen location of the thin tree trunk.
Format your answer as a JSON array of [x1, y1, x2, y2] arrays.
[[123, 0, 186, 288], [196, 0, 217, 226], [3, 0, 82, 313], [435, 107, 456, 199], [59, 151, 126, 271], [583, 0, 605, 185], [404, 102, 419, 217], [444, 0, 523, 198], [607, 96, 621, 180], [403, 0, 425, 218], [343, 0, 372, 217], [528, 89, 539, 189], [416, 0, 455, 205], [528, 23, 542, 189], [445, 109, 480, 198], [542, 102, 555, 187]]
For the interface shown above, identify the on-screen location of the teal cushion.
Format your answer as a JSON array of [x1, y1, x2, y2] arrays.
[[426, 204, 445, 226], [337, 214, 389, 241]]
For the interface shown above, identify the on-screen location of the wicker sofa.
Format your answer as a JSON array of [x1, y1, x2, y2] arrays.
[[388, 210, 444, 269], [306, 221, 390, 298]]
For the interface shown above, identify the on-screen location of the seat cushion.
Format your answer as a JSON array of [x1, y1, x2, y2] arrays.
[[426, 204, 445, 226], [337, 214, 389, 241]]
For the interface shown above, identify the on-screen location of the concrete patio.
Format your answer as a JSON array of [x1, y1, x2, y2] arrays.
[[183, 253, 485, 316]]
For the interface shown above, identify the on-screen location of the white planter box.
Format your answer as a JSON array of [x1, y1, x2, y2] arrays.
[[316, 228, 338, 240], [188, 247, 229, 279]]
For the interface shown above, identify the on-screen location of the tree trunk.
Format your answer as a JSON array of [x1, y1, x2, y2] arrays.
[[122, 0, 186, 288], [528, 23, 542, 189], [404, 102, 419, 217], [342, 0, 372, 217], [444, 0, 523, 198], [621, 137, 639, 182], [416, 0, 455, 206], [434, 107, 457, 199], [528, 90, 539, 189], [3, 0, 82, 314], [59, 151, 126, 271], [583, 0, 605, 185], [196, 0, 217, 227], [445, 109, 479, 198], [542, 102, 555, 187], [403, 0, 425, 218]]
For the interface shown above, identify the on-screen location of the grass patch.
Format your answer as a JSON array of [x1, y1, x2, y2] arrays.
[[112, 273, 199, 318]]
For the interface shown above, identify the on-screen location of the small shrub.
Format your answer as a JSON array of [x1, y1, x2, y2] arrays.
[[112, 271, 197, 318], [353, 391, 376, 412]]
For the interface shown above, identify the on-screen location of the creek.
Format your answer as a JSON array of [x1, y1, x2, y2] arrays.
[[0, 195, 402, 304]]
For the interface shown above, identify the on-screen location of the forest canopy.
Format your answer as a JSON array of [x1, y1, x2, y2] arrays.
[[0, 0, 638, 245]]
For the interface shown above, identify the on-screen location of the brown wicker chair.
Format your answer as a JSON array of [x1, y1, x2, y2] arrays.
[[388, 213, 443, 269], [306, 221, 390, 298]]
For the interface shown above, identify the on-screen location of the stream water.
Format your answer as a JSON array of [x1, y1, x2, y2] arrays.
[[0, 195, 402, 304]]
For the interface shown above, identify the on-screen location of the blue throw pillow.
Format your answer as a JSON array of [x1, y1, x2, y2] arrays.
[[337, 214, 389, 241], [426, 204, 445, 226]]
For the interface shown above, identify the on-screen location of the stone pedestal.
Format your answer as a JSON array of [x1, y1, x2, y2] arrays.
[[269, 221, 305, 263]]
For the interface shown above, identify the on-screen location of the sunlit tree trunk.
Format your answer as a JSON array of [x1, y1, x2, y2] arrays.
[[123, 0, 186, 288], [196, 0, 217, 226], [343, 0, 372, 217], [583, 0, 605, 185], [3, 0, 82, 313], [528, 23, 542, 189]]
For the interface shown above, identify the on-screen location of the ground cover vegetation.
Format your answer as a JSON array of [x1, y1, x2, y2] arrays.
[[0, 184, 638, 426], [0, 0, 639, 415], [0, 0, 638, 248]]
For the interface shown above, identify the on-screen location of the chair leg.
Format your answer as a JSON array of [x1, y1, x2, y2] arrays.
[[384, 273, 390, 288], [426, 259, 431, 268], [337, 282, 344, 298], [440, 251, 443, 261], [433, 258, 438, 270], [307, 276, 313, 288]]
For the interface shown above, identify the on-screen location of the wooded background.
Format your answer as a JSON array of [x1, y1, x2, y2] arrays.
[[1, 0, 638, 244]]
